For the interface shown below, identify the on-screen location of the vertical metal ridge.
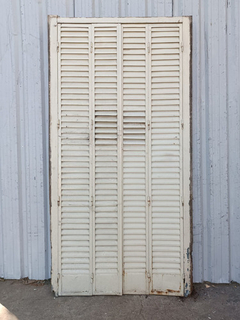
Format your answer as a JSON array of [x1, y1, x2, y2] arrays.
[[14, 0, 25, 279], [226, 0, 240, 283], [118, 0, 121, 17], [226, 0, 231, 283], [92, 0, 95, 17], [39, 0, 51, 280], [189, 0, 203, 283], [73, 0, 76, 17]]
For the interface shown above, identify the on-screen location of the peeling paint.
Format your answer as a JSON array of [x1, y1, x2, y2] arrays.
[[184, 290, 190, 297], [151, 289, 180, 295]]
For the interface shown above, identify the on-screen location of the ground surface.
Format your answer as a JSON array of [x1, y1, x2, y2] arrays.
[[0, 280, 239, 320]]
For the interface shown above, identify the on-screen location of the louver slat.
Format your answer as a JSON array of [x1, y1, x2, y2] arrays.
[[59, 25, 92, 295]]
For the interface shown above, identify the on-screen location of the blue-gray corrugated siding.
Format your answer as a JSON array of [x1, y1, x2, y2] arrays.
[[0, 0, 239, 283]]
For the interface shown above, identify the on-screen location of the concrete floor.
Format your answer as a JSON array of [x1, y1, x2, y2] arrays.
[[0, 280, 239, 320]]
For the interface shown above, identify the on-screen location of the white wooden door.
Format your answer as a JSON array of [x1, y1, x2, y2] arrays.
[[50, 17, 191, 297]]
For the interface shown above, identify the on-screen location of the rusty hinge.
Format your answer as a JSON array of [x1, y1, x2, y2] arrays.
[[182, 273, 185, 283], [181, 196, 184, 207], [91, 273, 94, 283], [147, 120, 151, 130], [147, 272, 151, 282], [147, 196, 151, 206]]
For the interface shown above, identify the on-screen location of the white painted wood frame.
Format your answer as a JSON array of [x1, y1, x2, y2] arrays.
[[49, 16, 191, 296]]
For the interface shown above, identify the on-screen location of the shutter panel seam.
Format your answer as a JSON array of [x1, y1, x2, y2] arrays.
[[89, 24, 94, 295], [117, 23, 123, 293], [146, 24, 152, 293], [57, 22, 62, 295]]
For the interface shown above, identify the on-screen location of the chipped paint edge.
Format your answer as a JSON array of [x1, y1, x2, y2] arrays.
[[182, 16, 192, 297], [48, 15, 59, 296]]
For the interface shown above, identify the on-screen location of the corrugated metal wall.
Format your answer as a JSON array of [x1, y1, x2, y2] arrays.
[[0, 0, 239, 283]]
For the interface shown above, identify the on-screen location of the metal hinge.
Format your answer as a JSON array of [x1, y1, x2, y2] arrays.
[[57, 119, 60, 129], [147, 120, 151, 130], [90, 42, 93, 53], [181, 42, 184, 52], [91, 196, 94, 206], [91, 119, 93, 130], [182, 273, 185, 283], [57, 42, 59, 53], [147, 42, 150, 53], [91, 273, 94, 283], [57, 196, 60, 206], [181, 196, 184, 207], [147, 196, 151, 206], [181, 119, 184, 129], [147, 272, 151, 282]]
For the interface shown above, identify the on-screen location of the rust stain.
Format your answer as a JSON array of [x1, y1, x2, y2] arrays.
[[166, 289, 178, 293], [151, 282, 182, 296], [151, 289, 180, 295]]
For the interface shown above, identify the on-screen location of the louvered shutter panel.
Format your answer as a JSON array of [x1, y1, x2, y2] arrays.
[[93, 25, 122, 294], [122, 25, 148, 294], [51, 18, 190, 297], [150, 25, 183, 294], [59, 24, 92, 295]]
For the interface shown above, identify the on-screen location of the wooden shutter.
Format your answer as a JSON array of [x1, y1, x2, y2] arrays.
[[59, 24, 92, 295], [122, 24, 148, 294], [93, 25, 122, 295], [50, 17, 191, 297], [150, 24, 183, 294]]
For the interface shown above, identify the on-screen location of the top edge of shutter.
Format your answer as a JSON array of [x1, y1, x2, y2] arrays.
[[50, 16, 191, 25]]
